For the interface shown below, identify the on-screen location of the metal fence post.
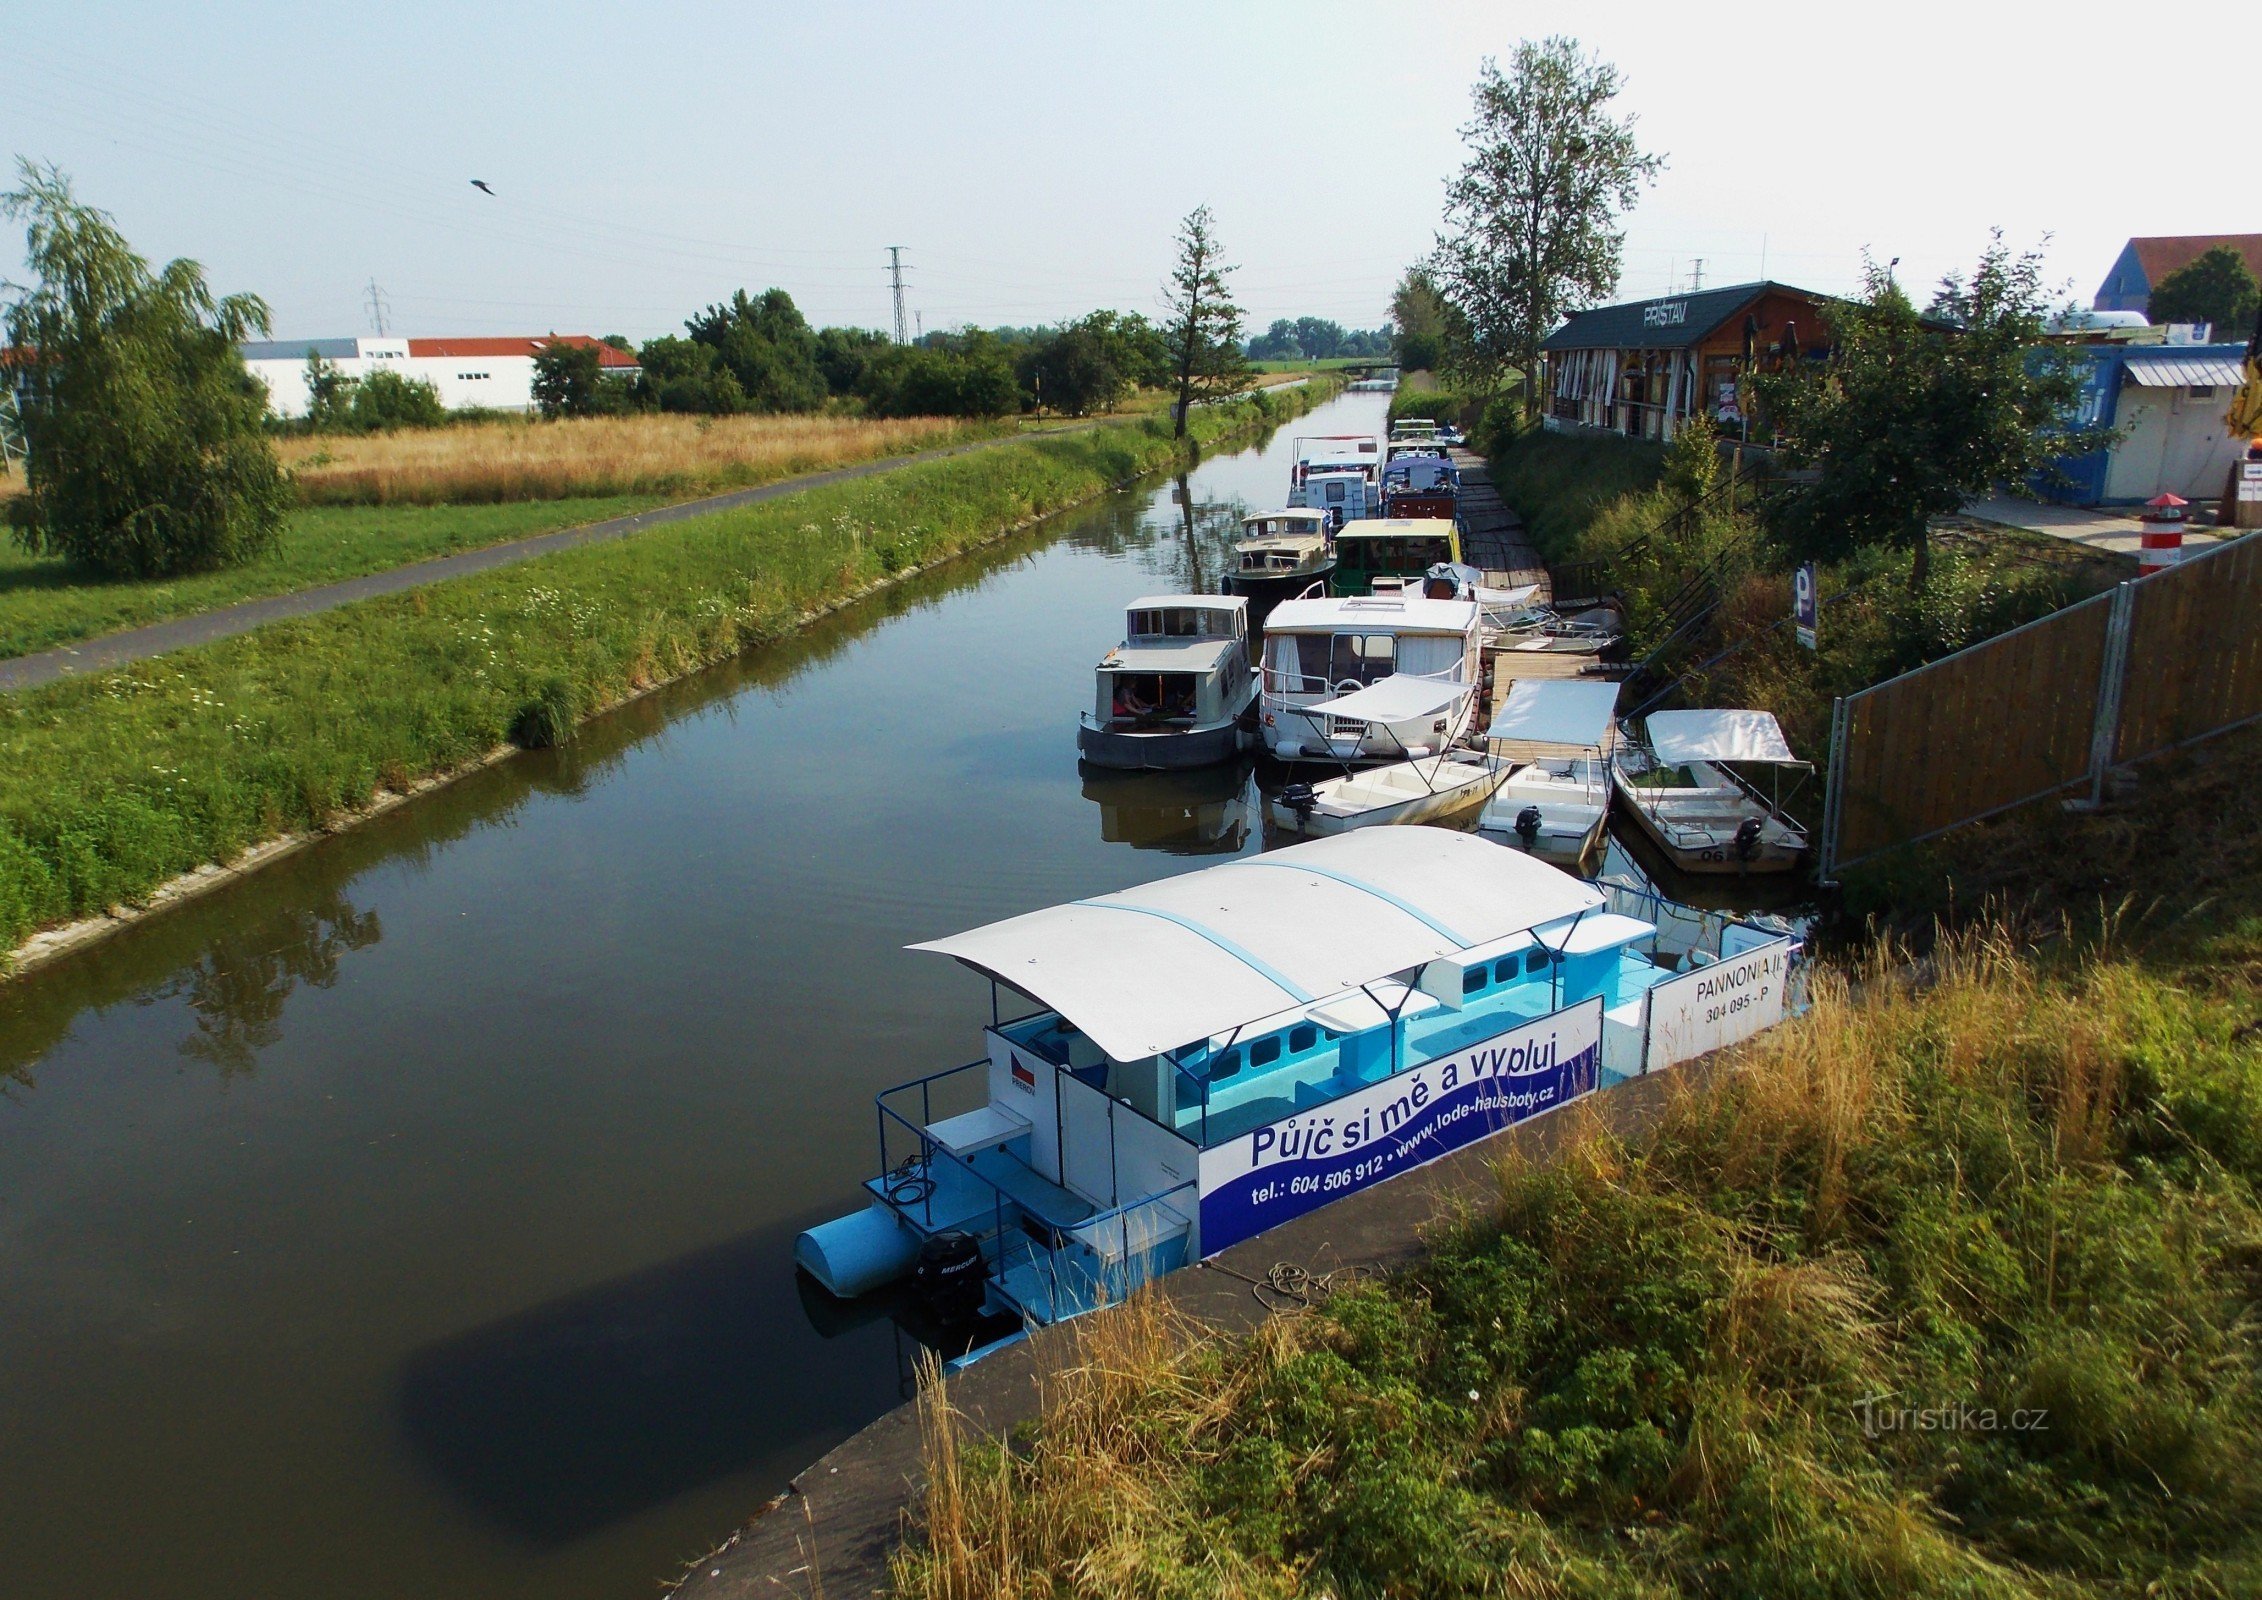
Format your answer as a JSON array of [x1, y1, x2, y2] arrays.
[[1817, 695, 1849, 883], [2083, 582, 2137, 808]]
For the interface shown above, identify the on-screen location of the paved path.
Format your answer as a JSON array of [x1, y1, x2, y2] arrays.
[[1960, 493, 2238, 559], [0, 429, 1067, 694]]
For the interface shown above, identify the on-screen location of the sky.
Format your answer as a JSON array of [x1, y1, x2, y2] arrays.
[[2, 0, 2242, 345]]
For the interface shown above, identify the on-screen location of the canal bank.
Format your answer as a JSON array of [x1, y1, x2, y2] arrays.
[[0, 386, 1385, 1600], [1, 382, 1337, 980]]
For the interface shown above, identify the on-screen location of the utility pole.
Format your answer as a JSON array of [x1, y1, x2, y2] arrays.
[[364, 278, 391, 336], [887, 247, 908, 345]]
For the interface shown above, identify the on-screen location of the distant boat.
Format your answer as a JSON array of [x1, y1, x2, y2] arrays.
[[1077, 596, 1257, 771], [1478, 679, 1621, 866], [1286, 435, 1382, 528], [1226, 509, 1335, 606], [1611, 709, 1810, 875]]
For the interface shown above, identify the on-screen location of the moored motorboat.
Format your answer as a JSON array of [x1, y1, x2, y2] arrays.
[[1076, 595, 1257, 771], [1265, 748, 1503, 836], [1330, 516, 1461, 596], [1611, 709, 1810, 874], [1287, 435, 1381, 528], [1478, 679, 1621, 865], [1227, 509, 1335, 606], [1257, 594, 1483, 763]]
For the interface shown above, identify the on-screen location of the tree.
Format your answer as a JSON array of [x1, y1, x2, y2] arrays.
[[685, 288, 827, 412], [1430, 40, 1662, 419], [532, 338, 603, 418], [1751, 236, 2105, 590], [347, 368, 446, 431], [636, 334, 746, 414], [303, 350, 354, 431], [1021, 315, 1136, 415], [1, 161, 288, 576], [1390, 266, 1453, 371], [1246, 319, 1304, 362], [2147, 245, 2261, 336], [1159, 205, 1251, 437]]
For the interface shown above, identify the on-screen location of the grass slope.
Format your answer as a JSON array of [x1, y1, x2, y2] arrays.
[[0, 495, 667, 660], [0, 386, 1331, 955], [898, 901, 2262, 1599]]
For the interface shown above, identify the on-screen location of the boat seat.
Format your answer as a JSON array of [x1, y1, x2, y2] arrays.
[[924, 1104, 1033, 1157]]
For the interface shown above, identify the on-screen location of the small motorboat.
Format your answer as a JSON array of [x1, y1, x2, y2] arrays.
[[1077, 595, 1257, 771], [1227, 509, 1335, 606], [1611, 709, 1810, 875], [1266, 751, 1504, 836], [1478, 679, 1621, 865], [1489, 601, 1623, 658]]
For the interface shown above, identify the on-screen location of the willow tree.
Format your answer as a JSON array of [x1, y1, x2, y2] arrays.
[[1160, 205, 1251, 437], [1431, 40, 1662, 420], [3, 162, 288, 576]]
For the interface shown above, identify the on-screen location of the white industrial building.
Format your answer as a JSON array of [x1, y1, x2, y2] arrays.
[[240, 335, 640, 419]]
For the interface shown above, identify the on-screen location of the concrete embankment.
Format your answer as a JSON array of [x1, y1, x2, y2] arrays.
[[670, 1058, 1710, 1600]]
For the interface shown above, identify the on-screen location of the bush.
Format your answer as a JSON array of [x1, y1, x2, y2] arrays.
[[3, 162, 290, 577], [345, 369, 448, 432]]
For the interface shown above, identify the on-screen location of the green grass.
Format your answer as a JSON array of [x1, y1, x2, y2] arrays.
[[0, 496, 670, 661], [897, 886, 2262, 1600], [1251, 357, 1373, 373], [0, 384, 1334, 955]]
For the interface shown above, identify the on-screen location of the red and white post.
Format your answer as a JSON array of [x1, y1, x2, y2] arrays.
[[2138, 492, 2187, 575]]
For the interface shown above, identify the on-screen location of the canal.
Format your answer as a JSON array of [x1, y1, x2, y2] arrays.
[[0, 389, 1797, 1599]]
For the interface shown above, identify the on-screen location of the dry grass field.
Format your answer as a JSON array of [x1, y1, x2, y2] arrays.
[[276, 411, 1001, 506]]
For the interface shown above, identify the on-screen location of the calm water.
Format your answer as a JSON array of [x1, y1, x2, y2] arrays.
[[0, 394, 1381, 1600], [0, 390, 1805, 1599]]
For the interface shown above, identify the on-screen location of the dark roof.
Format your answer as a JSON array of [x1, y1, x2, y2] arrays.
[[1540, 281, 1832, 353], [241, 338, 360, 361]]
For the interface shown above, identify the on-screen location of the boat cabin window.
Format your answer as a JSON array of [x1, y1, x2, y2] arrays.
[[1339, 535, 1455, 575], [1525, 948, 1549, 974], [1328, 633, 1396, 685], [1210, 1047, 1241, 1080], [1492, 957, 1518, 984], [1288, 1023, 1316, 1052], [1249, 1036, 1282, 1068], [1324, 481, 1347, 503], [1129, 607, 1227, 640], [1462, 966, 1486, 996], [1110, 672, 1199, 719]]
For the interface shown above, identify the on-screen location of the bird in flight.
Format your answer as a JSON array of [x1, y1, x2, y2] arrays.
[[470, 179, 495, 196]]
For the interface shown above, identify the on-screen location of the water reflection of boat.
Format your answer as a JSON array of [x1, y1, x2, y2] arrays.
[[1079, 761, 1256, 855]]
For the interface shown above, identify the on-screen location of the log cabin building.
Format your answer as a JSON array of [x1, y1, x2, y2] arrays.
[[1540, 281, 1835, 443]]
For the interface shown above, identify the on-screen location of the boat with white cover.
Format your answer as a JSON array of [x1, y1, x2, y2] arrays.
[[1611, 709, 1810, 875], [1287, 435, 1382, 527], [1479, 679, 1621, 865], [1077, 595, 1257, 770], [1263, 675, 1505, 836], [1258, 593, 1483, 763], [795, 830, 1724, 1333]]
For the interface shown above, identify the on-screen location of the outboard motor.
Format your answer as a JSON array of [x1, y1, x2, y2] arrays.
[[914, 1231, 986, 1323], [1278, 780, 1319, 819], [1733, 816, 1765, 861], [1514, 805, 1544, 847]]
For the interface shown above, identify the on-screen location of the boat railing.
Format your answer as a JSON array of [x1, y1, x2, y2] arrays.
[[873, 1058, 997, 1232]]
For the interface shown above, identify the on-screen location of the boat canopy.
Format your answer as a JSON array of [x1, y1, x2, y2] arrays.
[[1645, 709, 1799, 765], [1264, 594, 1480, 633], [908, 830, 1605, 1061], [1487, 680, 1621, 747], [1298, 673, 1469, 724]]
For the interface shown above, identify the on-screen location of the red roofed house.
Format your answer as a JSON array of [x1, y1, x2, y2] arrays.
[[238, 334, 639, 418], [2093, 235, 2262, 318]]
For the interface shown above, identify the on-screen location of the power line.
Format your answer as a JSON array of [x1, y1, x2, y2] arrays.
[[888, 246, 909, 344]]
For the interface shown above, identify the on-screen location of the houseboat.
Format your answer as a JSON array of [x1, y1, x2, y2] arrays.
[[1611, 709, 1810, 874], [1228, 509, 1336, 606], [1331, 517, 1462, 596], [1076, 595, 1257, 771], [1287, 435, 1381, 527], [1379, 447, 1460, 520], [1479, 679, 1620, 866], [1258, 592, 1483, 762], [796, 830, 1793, 1331]]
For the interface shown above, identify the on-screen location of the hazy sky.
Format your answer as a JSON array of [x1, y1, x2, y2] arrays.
[[4, 1, 2241, 344]]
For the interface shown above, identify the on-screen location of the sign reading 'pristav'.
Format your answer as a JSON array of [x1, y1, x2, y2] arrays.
[[1196, 998, 1603, 1257]]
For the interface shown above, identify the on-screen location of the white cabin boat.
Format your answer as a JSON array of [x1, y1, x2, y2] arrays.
[[1287, 435, 1381, 526], [1258, 594, 1483, 763], [1077, 596, 1256, 771], [798, 831, 1801, 1335], [1228, 509, 1335, 606], [1611, 709, 1810, 875], [1479, 680, 1621, 866]]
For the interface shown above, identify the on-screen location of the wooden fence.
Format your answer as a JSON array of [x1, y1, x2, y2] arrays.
[[1820, 532, 2262, 877]]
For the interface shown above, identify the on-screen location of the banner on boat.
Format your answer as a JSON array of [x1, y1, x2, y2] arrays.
[[1642, 935, 1794, 1074], [1195, 998, 1603, 1257]]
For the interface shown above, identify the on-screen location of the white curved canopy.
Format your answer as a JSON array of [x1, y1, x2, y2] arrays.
[[910, 830, 1604, 1061], [1646, 709, 1799, 766], [1298, 674, 1470, 725]]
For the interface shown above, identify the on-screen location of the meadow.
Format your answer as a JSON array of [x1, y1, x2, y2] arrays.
[[275, 410, 999, 505], [0, 383, 1332, 955], [896, 855, 2262, 1599]]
